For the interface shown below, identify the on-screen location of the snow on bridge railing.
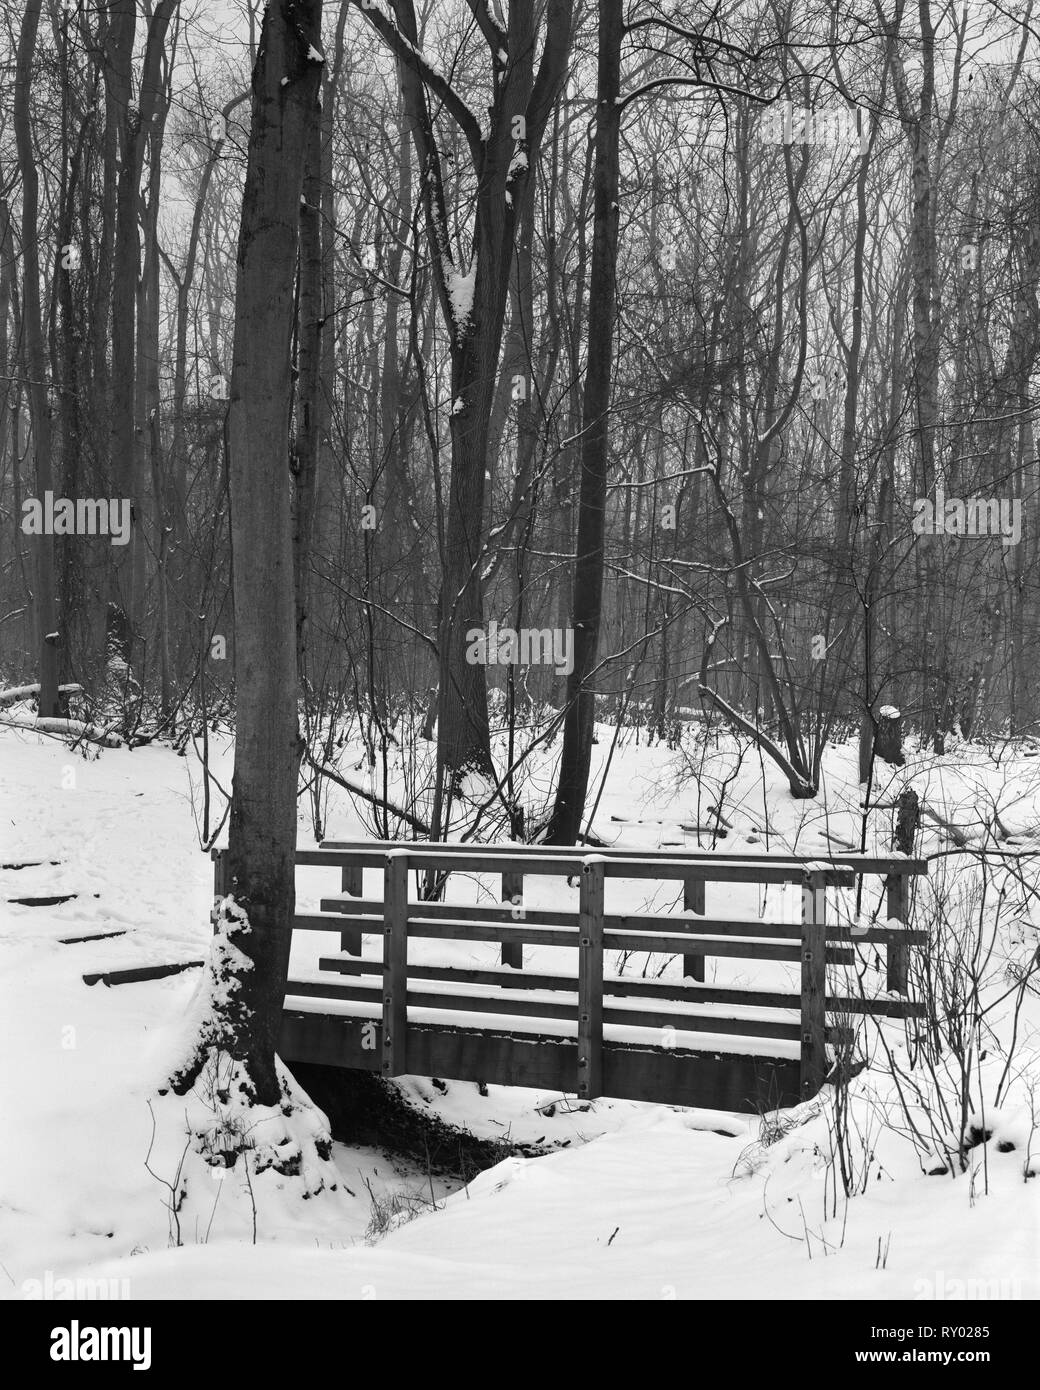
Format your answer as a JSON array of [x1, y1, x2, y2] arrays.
[[211, 841, 926, 1104]]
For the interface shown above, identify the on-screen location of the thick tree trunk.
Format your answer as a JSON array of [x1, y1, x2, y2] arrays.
[[14, 2, 60, 718], [139, 95, 172, 716], [105, 0, 138, 658], [547, 0, 623, 843], [437, 327, 498, 778], [890, 3, 940, 749], [174, 0, 324, 1107], [103, 1, 177, 668], [294, 108, 323, 678]]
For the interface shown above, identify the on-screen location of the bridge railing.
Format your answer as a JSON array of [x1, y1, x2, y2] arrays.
[[211, 841, 927, 1101]]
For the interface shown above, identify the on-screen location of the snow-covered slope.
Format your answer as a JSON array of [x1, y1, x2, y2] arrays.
[[1, 721, 1037, 1299]]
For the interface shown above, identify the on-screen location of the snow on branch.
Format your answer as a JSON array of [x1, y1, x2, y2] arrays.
[[465, 0, 507, 54], [353, 0, 484, 157]]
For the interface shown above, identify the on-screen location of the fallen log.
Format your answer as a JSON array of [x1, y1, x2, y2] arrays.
[[58, 930, 128, 944], [920, 803, 971, 848], [819, 829, 858, 850], [83, 961, 203, 987], [0, 682, 82, 707], [0, 714, 123, 747], [8, 892, 91, 906]]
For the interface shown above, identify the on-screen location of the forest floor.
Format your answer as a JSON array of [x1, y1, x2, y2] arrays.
[[1, 712, 1038, 1299]]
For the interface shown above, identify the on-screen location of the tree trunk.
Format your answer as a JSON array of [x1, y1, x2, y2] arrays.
[[173, 0, 324, 1107], [294, 105, 323, 678], [547, 0, 623, 843], [372, 0, 572, 789], [105, 0, 138, 659], [14, 1, 60, 718]]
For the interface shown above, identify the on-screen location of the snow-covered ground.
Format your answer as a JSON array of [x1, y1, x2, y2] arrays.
[[1, 715, 1038, 1299]]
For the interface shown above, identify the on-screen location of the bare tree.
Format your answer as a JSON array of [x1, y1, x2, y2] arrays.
[[353, 0, 574, 796], [171, 0, 325, 1106], [14, 1, 60, 718], [548, 0, 623, 844]]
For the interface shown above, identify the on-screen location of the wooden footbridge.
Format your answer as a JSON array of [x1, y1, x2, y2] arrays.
[[212, 841, 928, 1114]]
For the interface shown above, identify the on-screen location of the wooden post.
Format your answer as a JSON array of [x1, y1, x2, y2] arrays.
[[382, 852, 408, 1077], [578, 857, 605, 1100], [886, 787, 919, 994], [875, 707, 905, 767], [501, 868, 524, 970], [340, 861, 363, 958], [213, 849, 228, 898], [211, 850, 228, 932], [799, 870, 827, 1099], [886, 872, 909, 994], [683, 875, 705, 981]]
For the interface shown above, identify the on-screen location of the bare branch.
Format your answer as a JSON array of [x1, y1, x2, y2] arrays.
[[352, 0, 484, 161], [465, 0, 507, 55], [617, 74, 774, 114]]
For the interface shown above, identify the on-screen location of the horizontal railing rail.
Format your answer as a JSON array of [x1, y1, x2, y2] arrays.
[[311, 954, 926, 1018], [318, 838, 929, 875]]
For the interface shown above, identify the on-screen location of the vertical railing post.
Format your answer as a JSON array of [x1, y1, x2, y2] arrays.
[[501, 866, 524, 970], [799, 870, 827, 1099], [382, 851, 409, 1078], [340, 859, 363, 958], [211, 849, 228, 933], [683, 874, 706, 981], [885, 870, 909, 994], [578, 856, 605, 1101], [212, 848, 228, 898]]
